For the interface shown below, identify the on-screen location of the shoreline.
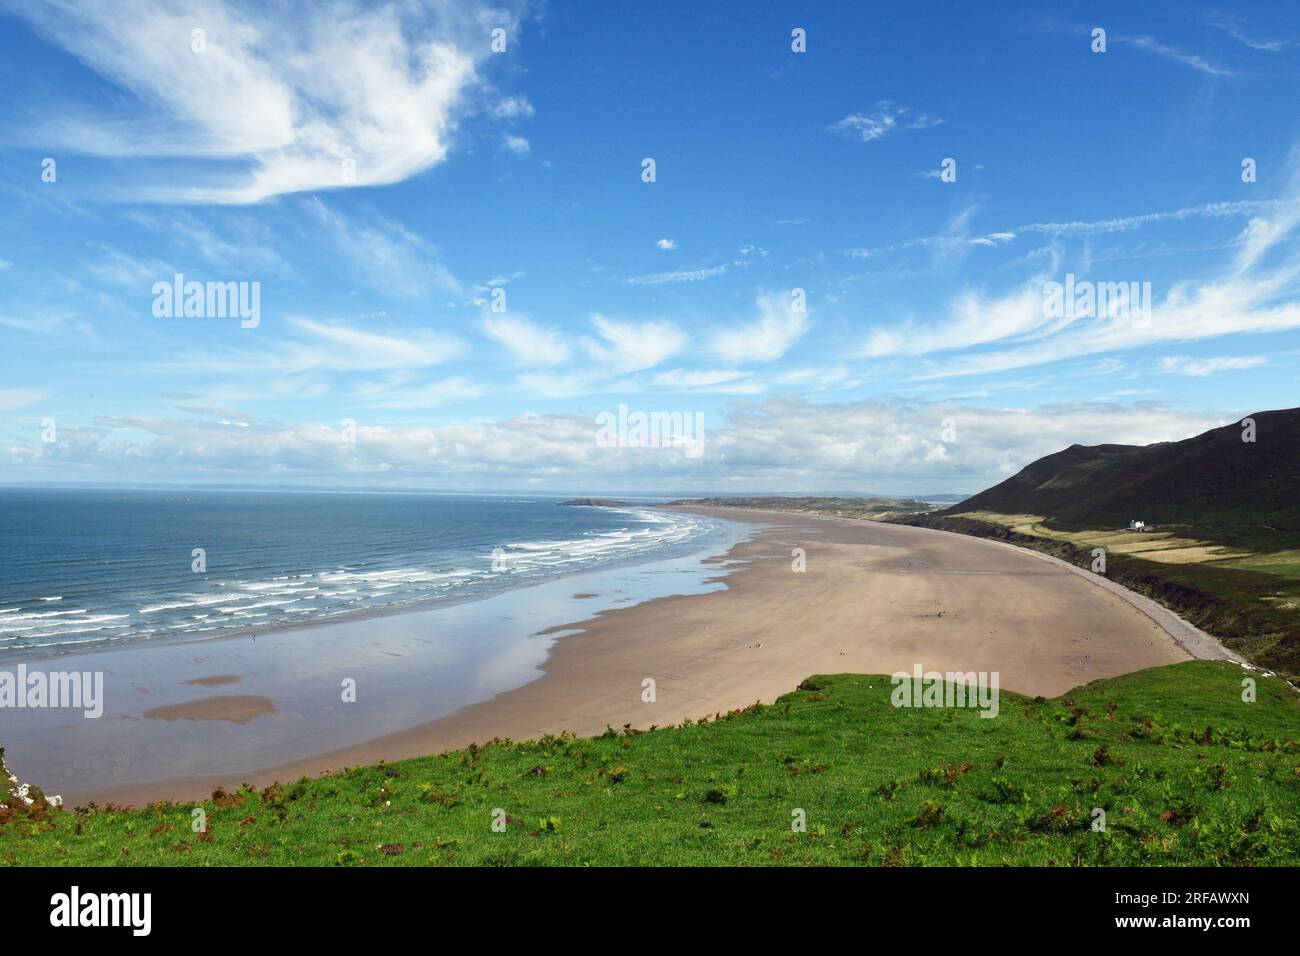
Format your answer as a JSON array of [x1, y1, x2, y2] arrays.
[[2, 517, 755, 806], [1, 503, 724, 665], [53, 505, 1210, 807]]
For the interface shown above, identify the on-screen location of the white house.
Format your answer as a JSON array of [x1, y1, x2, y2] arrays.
[[1128, 520, 1146, 531]]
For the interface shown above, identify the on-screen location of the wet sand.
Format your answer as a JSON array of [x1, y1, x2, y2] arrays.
[[143, 695, 278, 724], [68, 506, 1214, 807]]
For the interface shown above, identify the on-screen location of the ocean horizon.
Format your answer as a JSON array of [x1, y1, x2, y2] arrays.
[[0, 488, 741, 658]]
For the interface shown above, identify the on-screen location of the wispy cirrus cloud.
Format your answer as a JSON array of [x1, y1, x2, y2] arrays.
[[1207, 13, 1297, 52], [1019, 200, 1278, 238], [482, 313, 571, 366], [859, 281, 1052, 359], [1158, 355, 1268, 376], [847, 204, 1016, 269], [362, 376, 484, 410], [1116, 34, 1233, 77], [304, 199, 461, 299], [626, 265, 727, 285], [581, 315, 687, 372], [651, 368, 754, 392], [0, 311, 83, 336], [162, 314, 466, 377], [84, 245, 173, 287], [5, 0, 521, 203], [0, 388, 53, 412], [858, 172, 1300, 377], [711, 293, 810, 364], [847, 200, 1277, 260]]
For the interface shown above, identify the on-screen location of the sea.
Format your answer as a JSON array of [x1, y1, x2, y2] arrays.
[[0, 488, 742, 657]]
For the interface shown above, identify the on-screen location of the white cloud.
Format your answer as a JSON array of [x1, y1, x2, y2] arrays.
[[283, 317, 464, 372], [491, 95, 535, 119], [1019, 200, 1277, 238], [123, 209, 286, 272], [0, 311, 82, 335], [84, 246, 173, 287], [4, 398, 1232, 493], [1208, 15, 1296, 52], [626, 265, 727, 285], [502, 134, 531, 155], [656, 238, 677, 250], [845, 200, 1274, 261], [858, 186, 1300, 377], [859, 281, 1053, 358], [711, 293, 810, 364], [13, 0, 515, 203], [1158, 355, 1267, 376], [483, 314, 571, 366], [652, 368, 753, 391], [828, 101, 944, 143], [364, 376, 484, 410], [164, 315, 466, 377], [845, 231, 1015, 261], [304, 199, 460, 298], [581, 315, 687, 372], [512, 370, 605, 400], [479, 271, 526, 288], [0, 388, 52, 412], [1118, 35, 1233, 77]]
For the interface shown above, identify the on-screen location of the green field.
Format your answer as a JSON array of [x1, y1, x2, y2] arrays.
[[4, 661, 1297, 866]]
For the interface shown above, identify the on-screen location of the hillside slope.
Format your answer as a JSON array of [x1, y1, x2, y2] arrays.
[[2, 662, 1297, 866], [950, 407, 1300, 535]]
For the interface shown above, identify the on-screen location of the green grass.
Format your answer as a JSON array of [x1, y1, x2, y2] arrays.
[[3, 661, 1297, 866]]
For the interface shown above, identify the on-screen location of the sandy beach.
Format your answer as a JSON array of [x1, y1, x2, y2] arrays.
[[33, 505, 1228, 807]]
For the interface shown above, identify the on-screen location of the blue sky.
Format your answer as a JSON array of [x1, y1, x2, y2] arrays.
[[2, 0, 1299, 493]]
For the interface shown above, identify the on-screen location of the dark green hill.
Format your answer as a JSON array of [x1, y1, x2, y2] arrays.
[[949, 407, 1300, 538]]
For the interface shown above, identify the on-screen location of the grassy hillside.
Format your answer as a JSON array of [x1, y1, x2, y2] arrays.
[[3, 661, 1296, 866]]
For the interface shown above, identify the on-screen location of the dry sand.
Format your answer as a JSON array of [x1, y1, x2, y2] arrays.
[[82, 506, 1206, 806]]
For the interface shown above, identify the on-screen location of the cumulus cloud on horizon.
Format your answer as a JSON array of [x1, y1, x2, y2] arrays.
[[3, 397, 1238, 494]]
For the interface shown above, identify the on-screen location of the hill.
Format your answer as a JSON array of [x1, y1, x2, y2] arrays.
[[950, 407, 1300, 541], [3, 662, 1295, 866]]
